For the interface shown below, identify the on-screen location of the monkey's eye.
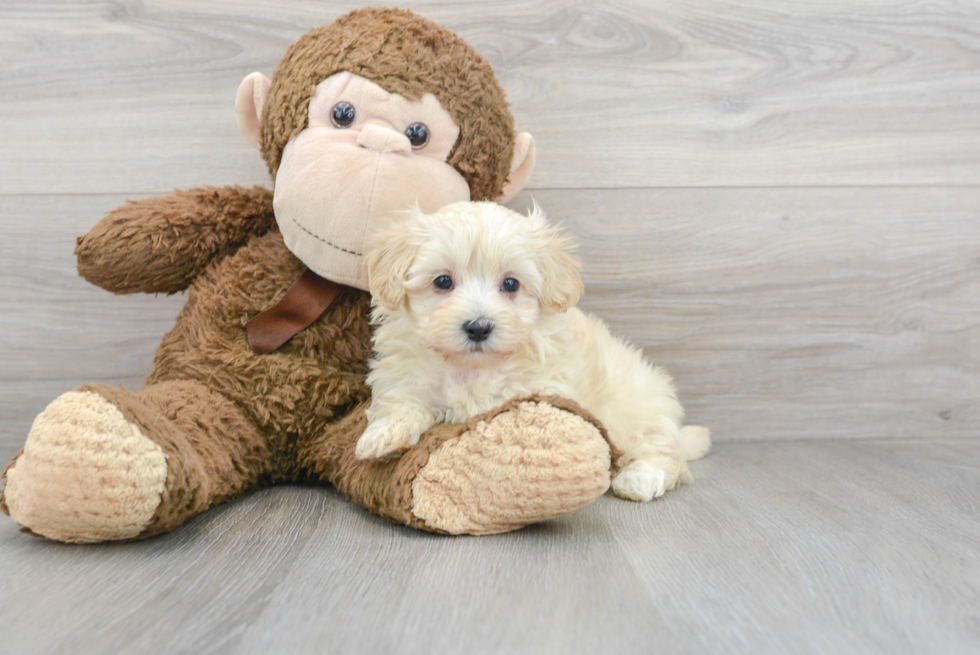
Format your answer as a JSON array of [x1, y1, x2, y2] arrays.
[[405, 122, 429, 149], [330, 102, 356, 128], [501, 278, 520, 293], [433, 275, 454, 291]]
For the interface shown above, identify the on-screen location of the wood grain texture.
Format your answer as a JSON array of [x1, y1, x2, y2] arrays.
[[1, 440, 977, 654], [2, 189, 976, 447], [512, 187, 980, 441], [1, 0, 978, 193], [0, 194, 185, 448]]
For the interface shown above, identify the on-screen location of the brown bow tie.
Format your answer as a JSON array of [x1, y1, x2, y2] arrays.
[[246, 269, 345, 355]]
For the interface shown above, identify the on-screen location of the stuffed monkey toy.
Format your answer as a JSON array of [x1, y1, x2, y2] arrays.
[[0, 8, 616, 543]]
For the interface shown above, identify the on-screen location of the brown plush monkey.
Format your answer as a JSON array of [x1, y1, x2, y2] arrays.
[[0, 8, 615, 542]]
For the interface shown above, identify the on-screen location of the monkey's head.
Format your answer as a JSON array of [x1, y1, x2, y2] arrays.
[[234, 8, 535, 289]]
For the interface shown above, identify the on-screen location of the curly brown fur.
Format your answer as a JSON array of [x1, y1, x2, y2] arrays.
[[261, 8, 516, 201], [78, 381, 274, 538], [298, 394, 616, 531], [146, 228, 374, 452], [298, 400, 468, 530], [76, 186, 275, 295], [0, 448, 23, 517]]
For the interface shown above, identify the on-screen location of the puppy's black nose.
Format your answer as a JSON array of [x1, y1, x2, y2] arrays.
[[463, 319, 494, 343]]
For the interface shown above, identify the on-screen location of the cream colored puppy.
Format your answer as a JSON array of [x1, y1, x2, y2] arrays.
[[357, 201, 710, 501]]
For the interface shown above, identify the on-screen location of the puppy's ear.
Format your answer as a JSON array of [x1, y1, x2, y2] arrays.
[[529, 205, 584, 313], [366, 211, 422, 311]]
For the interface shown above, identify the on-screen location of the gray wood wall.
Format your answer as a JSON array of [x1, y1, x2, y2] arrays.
[[1, 0, 978, 447]]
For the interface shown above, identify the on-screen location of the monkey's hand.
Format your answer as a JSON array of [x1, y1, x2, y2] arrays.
[[75, 185, 275, 294]]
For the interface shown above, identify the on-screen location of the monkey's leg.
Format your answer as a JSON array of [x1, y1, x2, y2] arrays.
[[298, 395, 617, 535], [0, 381, 271, 543]]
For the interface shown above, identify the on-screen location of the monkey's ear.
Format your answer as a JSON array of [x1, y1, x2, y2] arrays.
[[235, 72, 272, 149], [497, 133, 536, 204]]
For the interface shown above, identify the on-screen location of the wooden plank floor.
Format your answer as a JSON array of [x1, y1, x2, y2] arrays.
[[1, 439, 978, 655], [1, 1, 979, 653]]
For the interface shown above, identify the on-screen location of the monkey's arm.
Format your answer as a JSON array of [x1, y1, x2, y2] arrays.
[[75, 185, 276, 294]]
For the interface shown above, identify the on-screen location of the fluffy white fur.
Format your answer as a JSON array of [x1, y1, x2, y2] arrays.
[[358, 201, 710, 501]]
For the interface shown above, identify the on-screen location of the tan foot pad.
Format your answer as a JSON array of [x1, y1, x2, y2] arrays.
[[411, 399, 611, 535], [4, 391, 167, 543]]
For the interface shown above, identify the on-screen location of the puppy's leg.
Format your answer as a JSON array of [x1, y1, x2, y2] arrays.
[[357, 403, 439, 460], [577, 312, 692, 501], [610, 413, 689, 502]]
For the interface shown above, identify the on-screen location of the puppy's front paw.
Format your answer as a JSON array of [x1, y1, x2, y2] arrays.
[[612, 463, 667, 502], [356, 418, 420, 460]]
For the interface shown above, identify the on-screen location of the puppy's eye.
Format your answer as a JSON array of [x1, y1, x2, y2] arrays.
[[433, 275, 454, 291], [331, 102, 356, 128], [405, 122, 429, 149], [501, 278, 520, 293]]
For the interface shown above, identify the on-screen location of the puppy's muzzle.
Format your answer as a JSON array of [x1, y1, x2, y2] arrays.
[[463, 318, 494, 343]]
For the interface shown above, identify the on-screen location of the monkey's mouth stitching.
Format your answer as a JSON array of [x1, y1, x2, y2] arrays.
[[290, 216, 363, 257]]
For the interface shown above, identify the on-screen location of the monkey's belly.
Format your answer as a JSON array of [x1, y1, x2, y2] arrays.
[[147, 229, 373, 437]]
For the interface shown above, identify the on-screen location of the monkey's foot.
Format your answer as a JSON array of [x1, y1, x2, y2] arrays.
[[1, 391, 167, 543], [410, 397, 612, 535]]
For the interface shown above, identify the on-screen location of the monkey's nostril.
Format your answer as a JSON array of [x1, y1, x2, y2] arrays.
[[463, 319, 494, 343]]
